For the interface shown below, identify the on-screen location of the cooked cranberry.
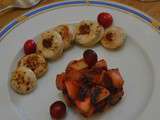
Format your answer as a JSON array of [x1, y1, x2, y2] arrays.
[[83, 49, 98, 67], [24, 39, 36, 55], [50, 101, 66, 119], [97, 12, 113, 28]]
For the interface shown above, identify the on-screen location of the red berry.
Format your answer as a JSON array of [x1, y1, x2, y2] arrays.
[[24, 40, 36, 55], [83, 49, 98, 67], [97, 12, 113, 28], [50, 101, 66, 119]]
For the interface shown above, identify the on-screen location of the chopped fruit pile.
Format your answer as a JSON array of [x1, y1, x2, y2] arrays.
[[56, 49, 124, 117]]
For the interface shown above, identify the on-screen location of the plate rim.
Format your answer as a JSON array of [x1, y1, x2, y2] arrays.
[[0, 0, 160, 41]]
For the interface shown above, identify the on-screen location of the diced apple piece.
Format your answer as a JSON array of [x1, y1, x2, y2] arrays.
[[90, 73, 102, 85], [95, 59, 107, 70], [106, 69, 124, 89], [66, 59, 88, 72], [82, 106, 95, 117], [56, 72, 66, 90], [65, 69, 83, 82], [65, 80, 80, 100], [86, 67, 103, 85], [91, 86, 110, 104], [100, 70, 113, 89], [75, 97, 92, 113], [97, 87, 110, 103], [95, 98, 109, 112], [79, 84, 90, 100], [108, 89, 124, 105]]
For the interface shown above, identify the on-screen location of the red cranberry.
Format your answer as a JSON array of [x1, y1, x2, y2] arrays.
[[97, 12, 113, 28], [50, 101, 66, 119], [83, 49, 98, 67], [24, 39, 36, 55]]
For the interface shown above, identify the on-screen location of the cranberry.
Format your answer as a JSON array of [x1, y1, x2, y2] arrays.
[[50, 101, 66, 119], [83, 49, 98, 67], [97, 12, 113, 28], [24, 39, 36, 55]]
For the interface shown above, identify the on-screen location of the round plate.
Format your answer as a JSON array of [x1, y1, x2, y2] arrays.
[[0, 1, 160, 120]]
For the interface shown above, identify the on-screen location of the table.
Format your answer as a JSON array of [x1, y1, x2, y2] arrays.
[[0, 0, 160, 30]]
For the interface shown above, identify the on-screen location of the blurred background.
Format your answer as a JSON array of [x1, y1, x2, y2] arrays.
[[0, 0, 160, 29]]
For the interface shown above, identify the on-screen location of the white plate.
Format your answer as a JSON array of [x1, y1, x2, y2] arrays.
[[0, 0, 160, 120]]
